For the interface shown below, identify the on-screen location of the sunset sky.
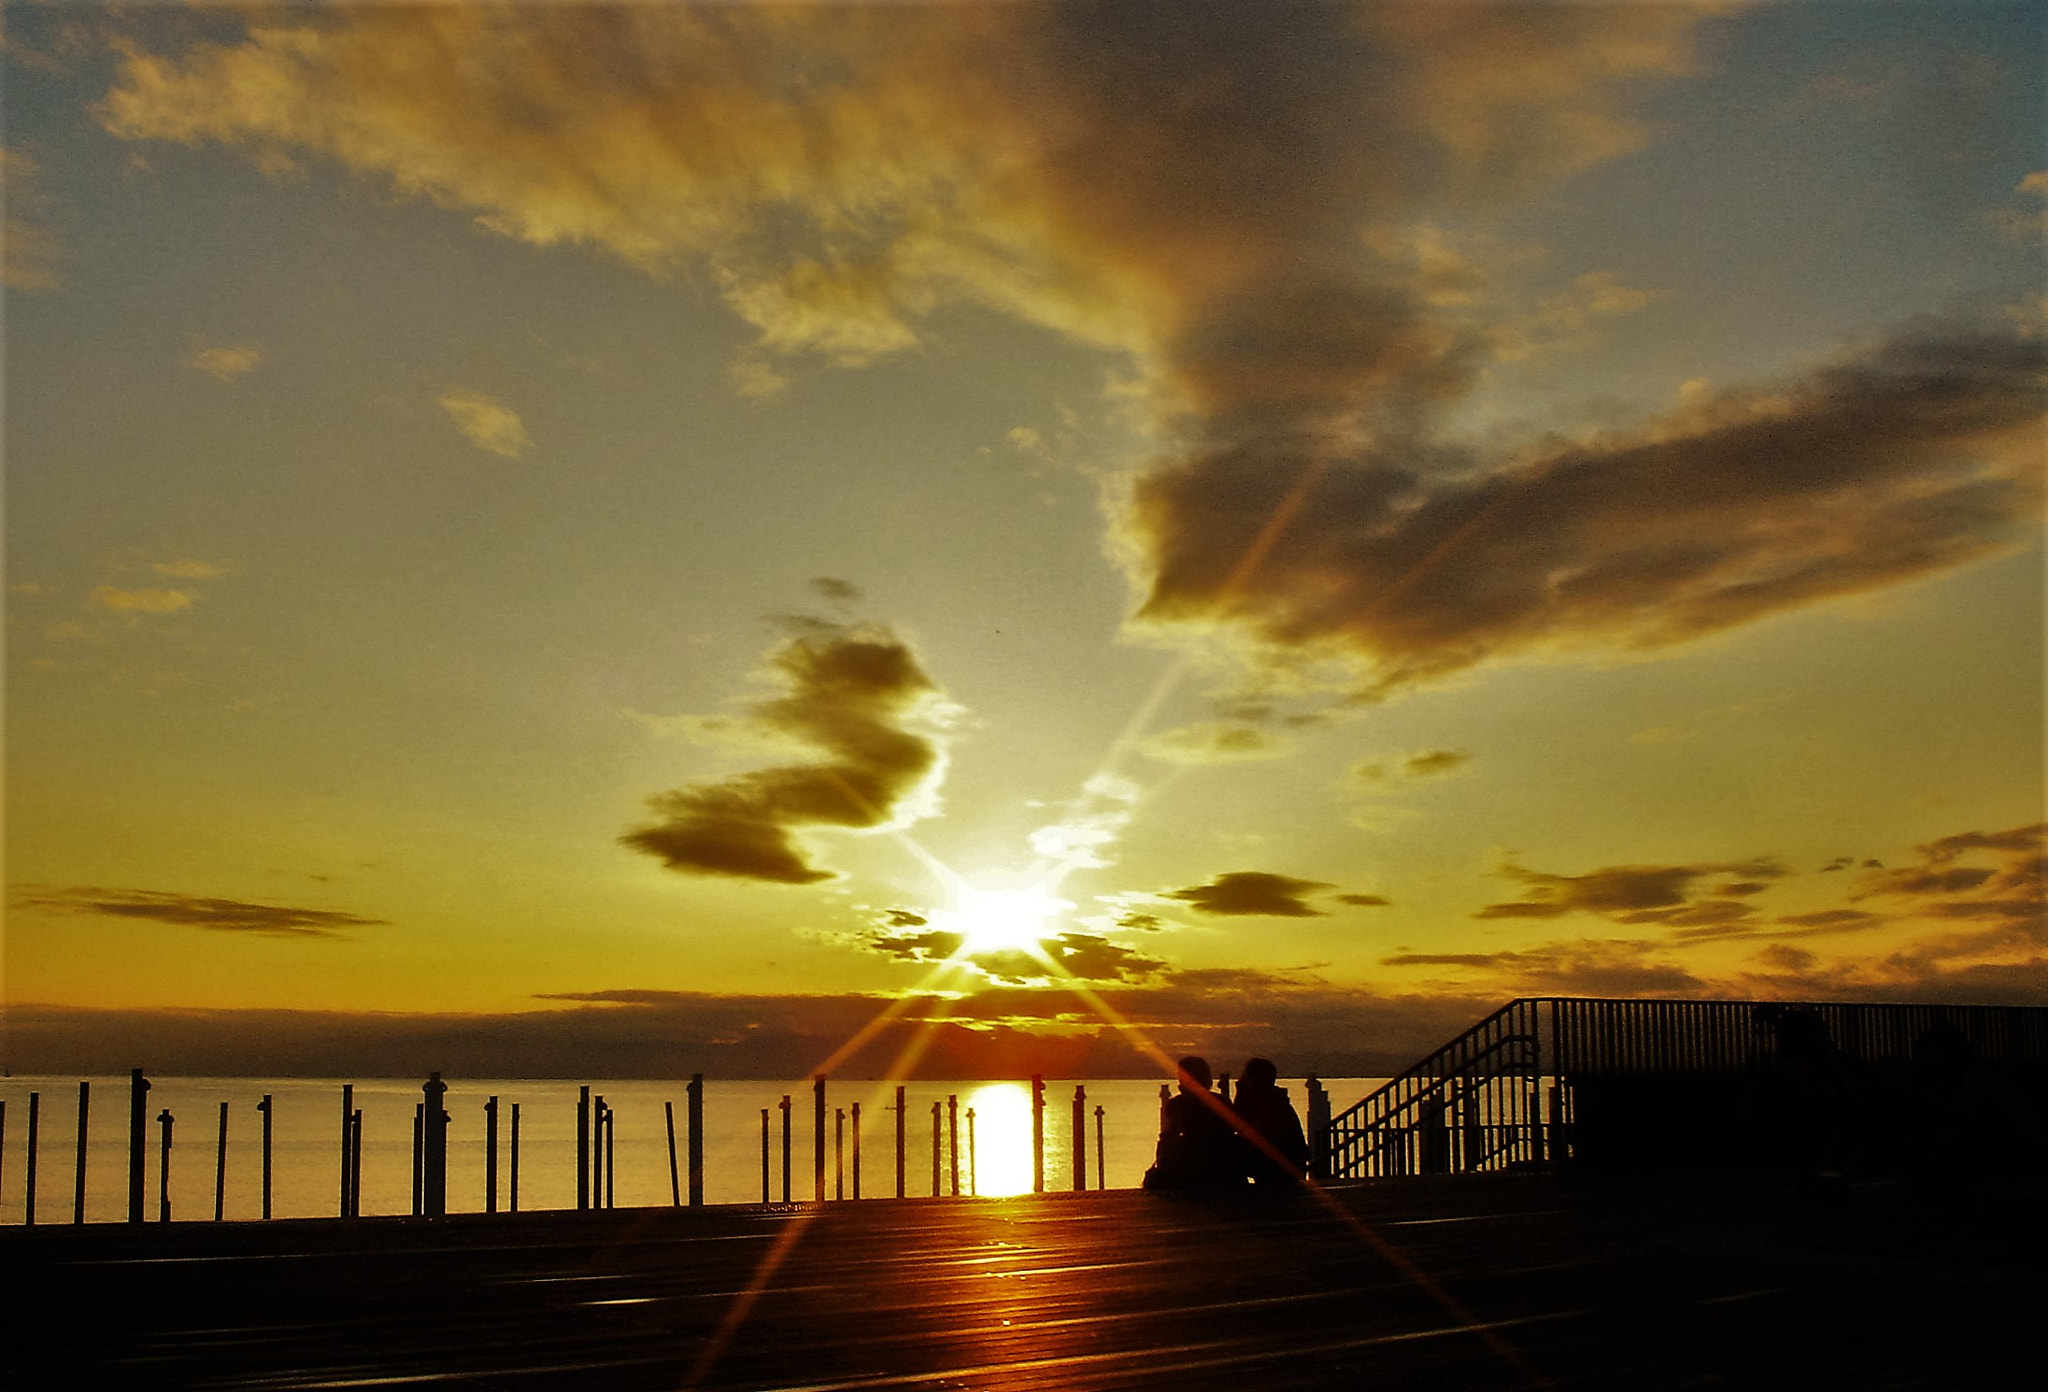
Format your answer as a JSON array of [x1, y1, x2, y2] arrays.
[[5, 1, 2042, 1079]]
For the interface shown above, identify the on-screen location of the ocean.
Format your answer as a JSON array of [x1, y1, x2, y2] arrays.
[[0, 1074, 1383, 1224]]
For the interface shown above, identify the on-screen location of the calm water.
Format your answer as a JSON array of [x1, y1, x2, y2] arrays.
[[0, 1075, 1383, 1224]]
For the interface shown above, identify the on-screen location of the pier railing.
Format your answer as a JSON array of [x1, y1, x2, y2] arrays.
[[1323, 997, 2048, 1179]]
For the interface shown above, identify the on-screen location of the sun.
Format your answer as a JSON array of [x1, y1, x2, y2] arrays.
[[943, 879, 1071, 956]]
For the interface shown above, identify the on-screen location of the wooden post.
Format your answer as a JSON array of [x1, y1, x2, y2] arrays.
[[258, 1095, 273, 1219], [665, 1101, 680, 1207], [812, 1075, 826, 1203], [411, 1103, 424, 1216], [509, 1103, 522, 1213], [349, 1110, 363, 1216], [947, 1095, 959, 1197], [686, 1075, 704, 1207], [1218, 1072, 1232, 1105], [966, 1108, 977, 1196], [929, 1101, 941, 1197], [129, 1069, 149, 1224], [834, 1107, 845, 1200], [73, 1080, 90, 1224], [893, 1086, 906, 1198], [759, 1108, 770, 1203], [576, 1087, 590, 1212], [214, 1101, 229, 1221], [778, 1095, 791, 1203], [338, 1084, 354, 1217], [485, 1096, 499, 1214], [1072, 1085, 1087, 1191], [157, 1108, 173, 1222], [1031, 1075, 1045, 1194], [604, 1101, 615, 1209], [25, 1091, 40, 1225], [1094, 1105, 1106, 1190], [0, 1100, 7, 1213], [851, 1101, 862, 1200], [590, 1093, 606, 1211]]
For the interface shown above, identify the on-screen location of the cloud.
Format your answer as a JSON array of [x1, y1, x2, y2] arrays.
[[1475, 857, 1788, 923], [92, 6, 2040, 711], [186, 343, 261, 380], [973, 933, 1167, 987], [90, 584, 193, 613], [1163, 871, 1335, 918], [0, 981, 1511, 1081], [15, 886, 384, 939], [622, 620, 956, 884], [1127, 323, 2043, 700], [152, 558, 224, 579], [1852, 823, 2045, 926], [437, 388, 531, 457], [1139, 720, 1297, 765], [2, 145, 63, 290], [1026, 772, 1142, 870], [1383, 937, 1713, 998], [727, 356, 789, 399], [808, 576, 863, 605], [1350, 748, 1471, 785], [1335, 893, 1391, 908]]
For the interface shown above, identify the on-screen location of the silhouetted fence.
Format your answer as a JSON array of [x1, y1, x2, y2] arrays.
[[1325, 997, 2048, 1179], [1, 1069, 1135, 1223]]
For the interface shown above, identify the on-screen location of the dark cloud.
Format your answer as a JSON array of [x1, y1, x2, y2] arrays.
[[808, 576, 863, 604], [1116, 912, 1165, 933], [1350, 748, 1471, 785], [622, 621, 952, 884], [1335, 893, 1392, 908], [1475, 858, 1787, 921], [973, 934, 1167, 987], [3, 980, 1510, 1080], [1853, 823, 2045, 926], [13, 886, 383, 939], [1383, 938, 1713, 998], [1128, 325, 2042, 699], [1163, 871, 1335, 917]]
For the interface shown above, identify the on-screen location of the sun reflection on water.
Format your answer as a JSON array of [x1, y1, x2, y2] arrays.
[[965, 1082, 1035, 1196]]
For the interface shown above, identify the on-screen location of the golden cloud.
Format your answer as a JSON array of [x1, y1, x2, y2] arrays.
[[436, 388, 531, 458], [90, 584, 193, 613], [187, 343, 261, 380]]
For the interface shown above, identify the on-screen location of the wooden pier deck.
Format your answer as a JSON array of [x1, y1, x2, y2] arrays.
[[7, 1173, 2042, 1390]]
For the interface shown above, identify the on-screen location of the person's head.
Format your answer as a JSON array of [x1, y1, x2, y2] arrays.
[[1176, 1056, 1213, 1092], [1240, 1058, 1279, 1090]]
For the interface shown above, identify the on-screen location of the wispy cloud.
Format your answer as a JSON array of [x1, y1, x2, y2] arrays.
[[16, 887, 384, 939], [152, 558, 225, 579], [2, 145, 63, 291], [186, 342, 261, 380], [622, 619, 957, 885], [1350, 748, 1471, 785], [437, 388, 531, 457], [1140, 720, 1297, 766], [90, 584, 193, 614]]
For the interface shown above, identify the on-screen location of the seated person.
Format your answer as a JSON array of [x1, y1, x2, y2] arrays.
[[1230, 1057, 1309, 1186], [1144, 1056, 1245, 1189]]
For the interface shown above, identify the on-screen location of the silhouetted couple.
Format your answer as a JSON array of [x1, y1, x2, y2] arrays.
[[1144, 1055, 1310, 1192]]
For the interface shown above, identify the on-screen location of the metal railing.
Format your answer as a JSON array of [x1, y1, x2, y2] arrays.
[[1323, 997, 2048, 1180]]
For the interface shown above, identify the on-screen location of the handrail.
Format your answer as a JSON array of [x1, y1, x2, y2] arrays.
[[1320, 996, 2048, 1180]]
